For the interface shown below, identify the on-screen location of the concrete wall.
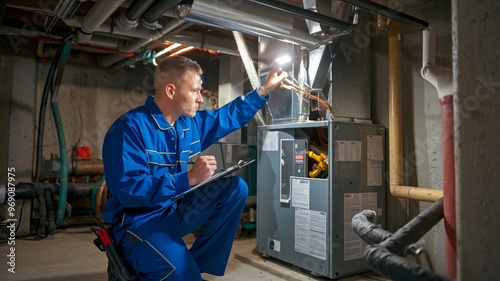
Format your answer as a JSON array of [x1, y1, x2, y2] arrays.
[[35, 57, 154, 165], [0, 49, 219, 182], [454, 0, 500, 280]]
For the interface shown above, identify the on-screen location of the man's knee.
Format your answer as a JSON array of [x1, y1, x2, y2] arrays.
[[232, 177, 249, 202]]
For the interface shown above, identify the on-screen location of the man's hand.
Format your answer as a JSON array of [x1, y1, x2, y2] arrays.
[[259, 68, 288, 96], [187, 155, 218, 186]]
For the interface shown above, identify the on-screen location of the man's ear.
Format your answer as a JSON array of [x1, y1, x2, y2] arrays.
[[165, 84, 175, 99]]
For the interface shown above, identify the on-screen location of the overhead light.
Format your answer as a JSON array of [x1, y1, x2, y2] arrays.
[[152, 43, 182, 65], [156, 43, 182, 58], [169, 46, 195, 57], [274, 53, 292, 65]]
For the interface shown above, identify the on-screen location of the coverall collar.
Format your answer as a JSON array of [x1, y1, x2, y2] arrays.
[[145, 96, 172, 130]]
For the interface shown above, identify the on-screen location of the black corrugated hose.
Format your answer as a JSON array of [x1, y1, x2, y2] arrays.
[[352, 198, 452, 281], [33, 35, 71, 182]]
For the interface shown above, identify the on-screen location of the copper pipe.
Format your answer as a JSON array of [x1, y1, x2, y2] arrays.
[[73, 159, 104, 176], [95, 180, 107, 220]]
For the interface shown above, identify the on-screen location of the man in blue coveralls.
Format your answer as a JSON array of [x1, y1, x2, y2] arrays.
[[102, 56, 287, 280]]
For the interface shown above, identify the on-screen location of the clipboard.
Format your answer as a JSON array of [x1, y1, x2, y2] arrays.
[[173, 159, 256, 200]]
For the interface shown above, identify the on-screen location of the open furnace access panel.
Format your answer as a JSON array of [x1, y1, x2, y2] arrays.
[[256, 121, 386, 279]]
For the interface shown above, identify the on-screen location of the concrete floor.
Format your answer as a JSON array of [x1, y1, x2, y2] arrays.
[[0, 226, 390, 281]]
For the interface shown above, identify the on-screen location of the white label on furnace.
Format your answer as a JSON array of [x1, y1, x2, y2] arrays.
[[367, 135, 383, 186], [335, 140, 361, 161], [291, 178, 310, 209], [294, 208, 327, 260], [262, 131, 279, 151], [367, 135, 384, 161], [367, 160, 383, 186], [343, 192, 377, 261]]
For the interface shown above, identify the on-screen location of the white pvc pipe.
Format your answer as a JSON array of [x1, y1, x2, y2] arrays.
[[422, 23, 436, 68], [77, 0, 127, 43], [421, 23, 453, 99]]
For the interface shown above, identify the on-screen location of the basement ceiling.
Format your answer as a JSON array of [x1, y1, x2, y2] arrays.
[[0, 0, 427, 68], [0, 0, 361, 68]]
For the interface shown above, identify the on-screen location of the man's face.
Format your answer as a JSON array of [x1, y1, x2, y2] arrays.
[[173, 69, 203, 117]]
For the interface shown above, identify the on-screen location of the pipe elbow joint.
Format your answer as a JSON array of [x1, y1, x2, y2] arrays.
[[421, 66, 453, 97]]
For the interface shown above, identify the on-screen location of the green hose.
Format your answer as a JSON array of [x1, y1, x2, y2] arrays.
[[51, 102, 68, 226]]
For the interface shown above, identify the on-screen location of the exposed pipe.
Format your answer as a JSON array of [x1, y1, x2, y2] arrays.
[[247, 0, 355, 30], [73, 160, 105, 176], [116, 0, 156, 31], [95, 180, 107, 220], [387, 21, 443, 202], [65, 16, 164, 40], [353, 198, 452, 281], [98, 18, 192, 67], [421, 24, 456, 280], [12, 183, 38, 200], [126, 0, 155, 20], [339, 0, 429, 30], [76, 0, 126, 43], [141, 0, 181, 30], [0, 27, 131, 53]]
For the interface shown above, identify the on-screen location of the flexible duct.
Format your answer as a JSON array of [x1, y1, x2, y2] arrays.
[[352, 210, 393, 245], [353, 199, 452, 281], [365, 244, 451, 281]]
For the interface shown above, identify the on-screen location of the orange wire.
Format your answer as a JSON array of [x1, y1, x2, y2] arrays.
[[279, 78, 334, 118]]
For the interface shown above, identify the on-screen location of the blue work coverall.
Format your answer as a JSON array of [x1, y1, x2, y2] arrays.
[[102, 89, 268, 280]]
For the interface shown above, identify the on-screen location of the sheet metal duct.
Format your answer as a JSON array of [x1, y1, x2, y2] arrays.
[[186, 0, 323, 48]]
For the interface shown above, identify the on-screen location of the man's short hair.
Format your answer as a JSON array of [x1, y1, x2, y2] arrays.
[[154, 56, 203, 94]]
